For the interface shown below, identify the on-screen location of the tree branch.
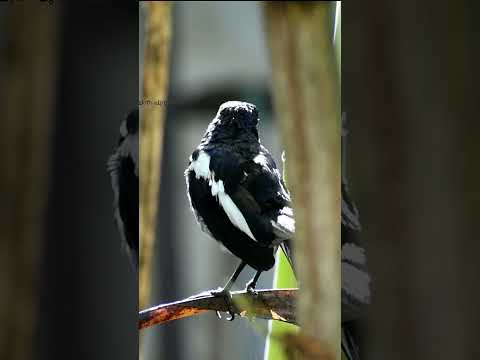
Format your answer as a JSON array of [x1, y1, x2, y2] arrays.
[[139, 288, 298, 330]]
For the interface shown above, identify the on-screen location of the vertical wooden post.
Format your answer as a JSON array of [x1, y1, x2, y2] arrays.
[[0, 3, 58, 360], [345, 1, 479, 359], [139, 1, 171, 311], [139, 2, 171, 359], [264, 2, 341, 359]]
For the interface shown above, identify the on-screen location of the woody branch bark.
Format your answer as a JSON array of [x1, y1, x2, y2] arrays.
[[139, 288, 336, 359], [139, 289, 298, 329]]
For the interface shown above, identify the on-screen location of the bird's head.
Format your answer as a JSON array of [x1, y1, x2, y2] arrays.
[[203, 101, 260, 143], [117, 107, 139, 175], [120, 107, 139, 139]]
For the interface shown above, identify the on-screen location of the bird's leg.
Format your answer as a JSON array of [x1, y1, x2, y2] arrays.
[[211, 261, 247, 321], [245, 270, 262, 295]]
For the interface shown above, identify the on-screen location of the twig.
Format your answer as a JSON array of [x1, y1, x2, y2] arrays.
[[139, 288, 298, 330]]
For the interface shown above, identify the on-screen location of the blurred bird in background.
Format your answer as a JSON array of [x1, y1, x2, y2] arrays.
[[341, 113, 370, 360], [107, 108, 139, 270]]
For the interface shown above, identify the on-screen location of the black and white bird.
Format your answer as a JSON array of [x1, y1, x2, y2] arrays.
[[341, 113, 370, 360], [185, 102, 370, 359], [107, 108, 139, 270], [185, 101, 295, 318]]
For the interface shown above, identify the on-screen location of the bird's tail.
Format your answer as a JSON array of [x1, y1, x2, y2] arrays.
[[280, 239, 296, 278]]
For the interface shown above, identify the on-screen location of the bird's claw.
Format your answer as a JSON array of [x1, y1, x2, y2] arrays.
[[246, 287, 258, 297], [211, 288, 236, 321], [245, 281, 258, 297]]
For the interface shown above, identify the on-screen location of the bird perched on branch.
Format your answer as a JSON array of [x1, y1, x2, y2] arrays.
[[107, 108, 139, 270], [185, 102, 369, 359], [185, 101, 294, 319]]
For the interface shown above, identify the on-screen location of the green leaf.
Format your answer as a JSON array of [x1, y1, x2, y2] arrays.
[[264, 250, 298, 360]]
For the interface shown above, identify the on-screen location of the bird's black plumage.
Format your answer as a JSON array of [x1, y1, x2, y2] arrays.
[[107, 108, 139, 270], [185, 101, 293, 273]]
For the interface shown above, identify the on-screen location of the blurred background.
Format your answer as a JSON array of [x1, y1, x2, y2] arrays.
[[345, 2, 480, 359], [2, 1, 480, 360], [0, 2, 138, 360]]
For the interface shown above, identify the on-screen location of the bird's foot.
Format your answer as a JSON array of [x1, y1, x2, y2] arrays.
[[245, 280, 259, 297], [211, 287, 236, 321]]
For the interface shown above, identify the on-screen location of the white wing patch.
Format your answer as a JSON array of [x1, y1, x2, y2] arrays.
[[190, 151, 211, 180], [341, 243, 367, 264], [189, 151, 257, 242], [341, 243, 371, 304], [271, 206, 295, 244], [253, 153, 268, 167], [342, 261, 371, 304], [215, 180, 256, 241], [276, 214, 295, 233]]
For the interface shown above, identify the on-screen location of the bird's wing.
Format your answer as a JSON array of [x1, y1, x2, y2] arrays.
[[194, 147, 294, 246], [341, 148, 369, 321], [341, 235, 370, 321], [341, 111, 369, 320]]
